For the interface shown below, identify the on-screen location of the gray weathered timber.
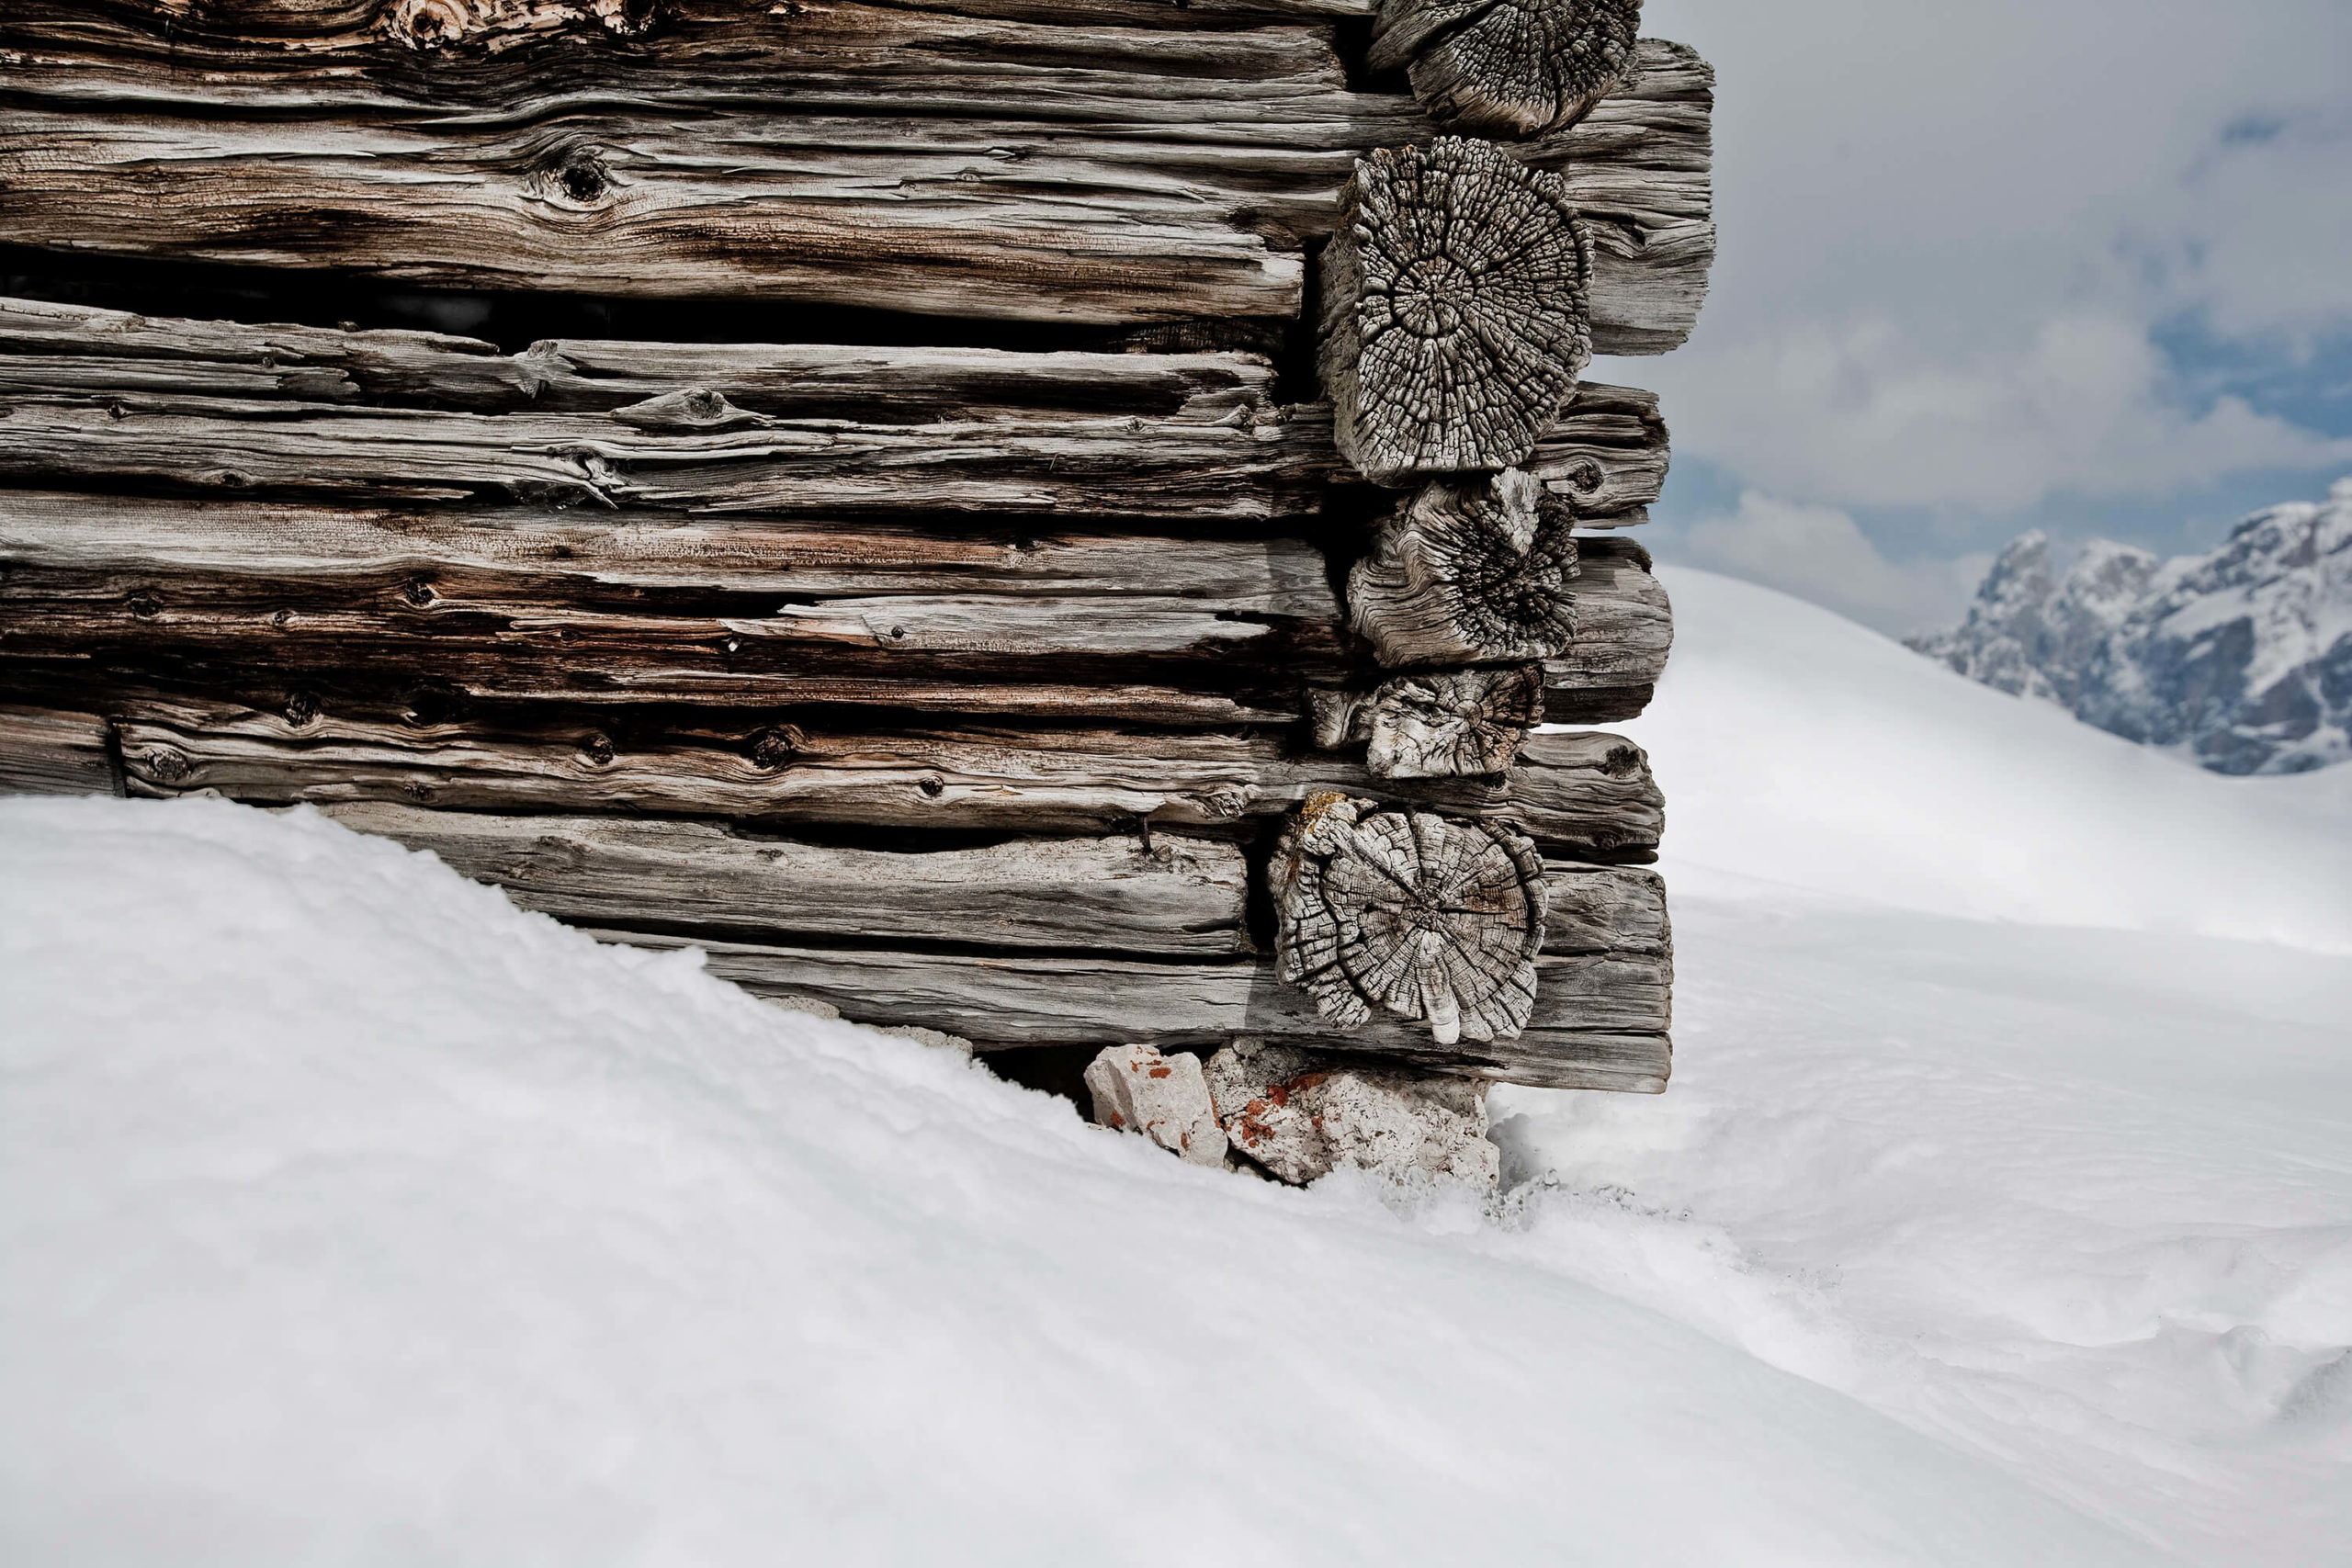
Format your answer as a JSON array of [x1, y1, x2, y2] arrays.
[[1274, 797, 1548, 1043], [1370, 0, 1644, 140], [315, 803, 1255, 957], [1542, 536, 1671, 720], [97, 694, 1665, 856], [0, 392, 1333, 524], [1544, 859, 1669, 958], [0, 297, 1278, 423], [0, 705, 121, 797], [1311, 665, 1546, 778], [0, 298, 1668, 521], [0, 513, 1665, 723], [1349, 469, 1579, 667], [0, 11, 1712, 347], [0, 491, 1337, 614], [1319, 137, 1592, 483], [585, 928, 1671, 1090]]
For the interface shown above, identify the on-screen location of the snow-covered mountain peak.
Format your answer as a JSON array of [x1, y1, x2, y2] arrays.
[[1909, 479, 2352, 773]]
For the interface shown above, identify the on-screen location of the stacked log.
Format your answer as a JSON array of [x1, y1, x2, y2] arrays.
[[0, 0, 1710, 1101]]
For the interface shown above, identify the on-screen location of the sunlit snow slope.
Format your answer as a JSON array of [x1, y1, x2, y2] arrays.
[[2, 568, 2346, 1566]]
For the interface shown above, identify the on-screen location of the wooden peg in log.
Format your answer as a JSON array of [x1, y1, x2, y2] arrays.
[[1318, 138, 1594, 485], [1274, 795, 1547, 1045], [1310, 666, 1544, 779], [1349, 468, 1578, 667], [1369, 0, 1645, 140]]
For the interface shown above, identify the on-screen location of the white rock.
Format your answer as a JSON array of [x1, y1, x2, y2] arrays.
[[1204, 1039, 1498, 1189], [1082, 1045, 1227, 1168]]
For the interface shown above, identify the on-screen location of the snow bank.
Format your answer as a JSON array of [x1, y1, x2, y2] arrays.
[[0, 797, 2165, 1565], [1616, 567, 2352, 953], [4, 571, 2347, 1564]]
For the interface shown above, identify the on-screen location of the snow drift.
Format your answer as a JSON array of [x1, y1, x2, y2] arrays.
[[3, 567, 2347, 1565]]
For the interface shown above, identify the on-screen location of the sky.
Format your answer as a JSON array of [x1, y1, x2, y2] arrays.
[[1588, 0, 2352, 636]]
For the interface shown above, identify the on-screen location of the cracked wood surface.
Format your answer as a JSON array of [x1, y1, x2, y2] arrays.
[[1349, 468, 1579, 667], [0, 494, 1668, 722], [0, 298, 1668, 521], [1319, 137, 1592, 482], [591, 925, 1669, 1089], [0, 6, 1711, 346], [83, 690, 1666, 857], [316, 803, 1257, 957], [1273, 796, 1547, 1043], [1312, 665, 1546, 779], [1369, 0, 1644, 140]]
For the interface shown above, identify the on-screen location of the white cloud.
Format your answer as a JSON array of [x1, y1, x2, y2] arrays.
[[1623, 0, 2352, 520], [1616, 314, 2352, 513], [1664, 492, 1991, 637]]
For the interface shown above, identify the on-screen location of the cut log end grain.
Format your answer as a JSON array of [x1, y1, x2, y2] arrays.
[[1318, 137, 1594, 485], [1312, 665, 1544, 780], [1349, 468, 1579, 667], [1371, 0, 1645, 140], [1275, 795, 1548, 1045]]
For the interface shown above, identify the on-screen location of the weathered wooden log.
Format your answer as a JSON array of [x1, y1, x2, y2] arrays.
[[0, 9, 1713, 348], [0, 390, 1333, 524], [1310, 665, 1544, 778], [1542, 536, 1670, 721], [1348, 468, 1578, 667], [315, 804, 1256, 957], [0, 297, 1670, 521], [0, 504, 1668, 723], [0, 297, 1277, 423], [1318, 138, 1592, 483], [1369, 0, 1645, 140], [87, 690, 1666, 858], [590, 927, 1668, 1089], [0, 705, 121, 798], [1273, 795, 1547, 1044]]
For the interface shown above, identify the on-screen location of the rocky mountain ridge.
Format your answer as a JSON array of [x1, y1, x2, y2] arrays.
[[1907, 479, 2352, 773]]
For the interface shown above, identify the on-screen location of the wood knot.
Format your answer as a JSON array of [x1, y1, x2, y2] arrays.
[[1570, 461, 1604, 492], [581, 732, 616, 766], [143, 744, 191, 783], [611, 389, 761, 431], [537, 144, 615, 209], [748, 726, 803, 769], [917, 776, 946, 798], [400, 576, 436, 608], [283, 690, 322, 728], [125, 591, 162, 620]]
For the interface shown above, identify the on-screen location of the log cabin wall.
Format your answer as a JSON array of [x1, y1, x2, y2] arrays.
[[0, 0, 1711, 1096]]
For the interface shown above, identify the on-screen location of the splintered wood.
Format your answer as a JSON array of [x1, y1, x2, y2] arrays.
[[0, 0, 1703, 1090], [1350, 469, 1581, 667], [1371, 0, 1645, 139]]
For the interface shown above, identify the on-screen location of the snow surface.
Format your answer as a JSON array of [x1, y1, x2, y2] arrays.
[[4, 569, 2348, 1564]]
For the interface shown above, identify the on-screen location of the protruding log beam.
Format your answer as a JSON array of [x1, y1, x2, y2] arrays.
[[316, 803, 1256, 958], [1273, 795, 1547, 1044], [1319, 138, 1592, 483], [0, 17, 1712, 349], [1310, 665, 1544, 779], [588, 929, 1670, 1089], [85, 690, 1667, 858], [1348, 468, 1578, 666], [1369, 0, 1645, 140], [0, 705, 121, 798], [1543, 536, 1671, 722], [0, 298, 1669, 523]]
